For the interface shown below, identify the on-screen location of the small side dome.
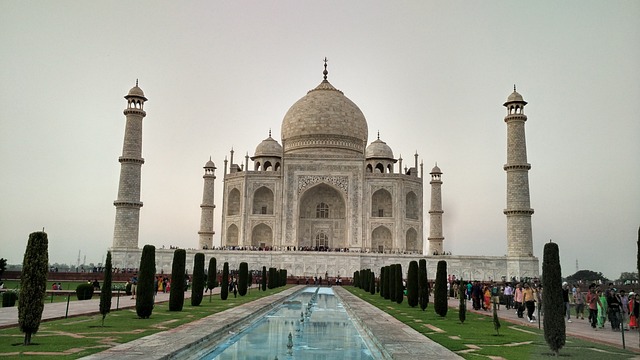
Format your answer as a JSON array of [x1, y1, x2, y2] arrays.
[[365, 138, 394, 159], [430, 164, 442, 174], [254, 136, 283, 158], [204, 159, 216, 168], [504, 86, 527, 106], [128, 86, 145, 97]]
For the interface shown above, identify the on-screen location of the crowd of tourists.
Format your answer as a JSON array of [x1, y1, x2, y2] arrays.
[[451, 280, 639, 332]]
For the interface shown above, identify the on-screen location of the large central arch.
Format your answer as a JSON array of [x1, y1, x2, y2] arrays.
[[297, 183, 346, 249]]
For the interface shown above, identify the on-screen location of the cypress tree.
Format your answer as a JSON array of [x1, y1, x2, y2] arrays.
[[261, 266, 267, 291], [384, 266, 391, 300], [369, 271, 376, 295], [354, 270, 360, 288], [221, 262, 229, 300], [238, 262, 248, 296], [268, 267, 277, 289], [419, 259, 429, 311], [459, 279, 466, 324], [395, 263, 403, 304], [191, 253, 205, 306], [136, 244, 156, 319], [280, 269, 287, 287], [206, 257, 217, 302], [169, 249, 186, 311], [542, 241, 565, 355], [380, 266, 385, 298], [389, 265, 397, 302], [99, 251, 113, 326], [407, 261, 419, 307], [363, 269, 369, 292], [18, 231, 48, 345], [434, 260, 448, 317]]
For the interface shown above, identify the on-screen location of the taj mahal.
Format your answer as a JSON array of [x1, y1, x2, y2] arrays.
[[109, 61, 539, 281]]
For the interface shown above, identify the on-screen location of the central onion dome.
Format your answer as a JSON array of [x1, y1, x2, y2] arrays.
[[281, 63, 368, 156]]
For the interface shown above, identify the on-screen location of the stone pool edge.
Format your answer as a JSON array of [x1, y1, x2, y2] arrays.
[[80, 285, 306, 360]]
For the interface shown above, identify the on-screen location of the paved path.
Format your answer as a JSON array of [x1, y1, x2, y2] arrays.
[[447, 297, 640, 352], [0, 288, 207, 329]]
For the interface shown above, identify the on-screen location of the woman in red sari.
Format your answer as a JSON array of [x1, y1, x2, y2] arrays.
[[629, 292, 638, 330]]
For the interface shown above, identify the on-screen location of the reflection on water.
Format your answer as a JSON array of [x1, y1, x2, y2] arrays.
[[201, 287, 377, 360]]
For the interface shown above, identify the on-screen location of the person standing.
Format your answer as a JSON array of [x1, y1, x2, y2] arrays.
[[562, 282, 572, 323], [586, 285, 601, 329], [574, 285, 585, 320], [607, 289, 622, 331], [514, 283, 524, 318], [597, 289, 608, 329], [629, 293, 638, 330], [130, 274, 138, 300], [523, 283, 536, 323], [504, 283, 514, 310]]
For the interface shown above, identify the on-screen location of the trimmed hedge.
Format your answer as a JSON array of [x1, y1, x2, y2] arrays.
[[407, 261, 418, 307], [3, 291, 17, 307], [238, 262, 248, 296], [221, 262, 229, 300], [419, 259, 429, 311], [542, 242, 565, 355], [395, 263, 403, 304], [99, 251, 113, 325], [191, 253, 205, 306], [434, 260, 448, 317], [136, 244, 156, 319], [169, 249, 186, 311], [76, 283, 94, 300], [19, 231, 48, 345], [261, 266, 267, 291]]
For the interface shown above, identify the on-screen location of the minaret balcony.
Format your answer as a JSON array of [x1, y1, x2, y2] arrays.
[[114, 200, 143, 208], [123, 108, 146, 116], [503, 163, 531, 171], [503, 209, 534, 215], [119, 156, 145, 164]]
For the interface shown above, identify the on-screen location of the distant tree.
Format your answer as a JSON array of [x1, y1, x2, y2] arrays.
[[378, 266, 385, 298], [261, 266, 267, 291], [221, 262, 229, 300], [384, 266, 391, 300], [493, 301, 501, 335], [238, 262, 248, 296], [99, 251, 113, 326], [389, 265, 397, 302], [618, 272, 639, 283], [268, 267, 277, 289], [564, 269, 608, 284], [459, 279, 466, 324], [169, 249, 186, 311], [542, 241, 565, 356], [363, 269, 370, 292], [136, 245, 155, 319], [18, 231, 48, 345], [434, 260, 448, 317], [206, 257, 217, 302], [395, 263, 403, 304], [369, 271, 376, 295], [407, 261, 419, 307], [419, 259, 429, 311], [191, 253, 205, 306], [0, 257, 6, 280]]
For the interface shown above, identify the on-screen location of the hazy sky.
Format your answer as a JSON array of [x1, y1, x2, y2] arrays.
[[1, 1, 638, 279]]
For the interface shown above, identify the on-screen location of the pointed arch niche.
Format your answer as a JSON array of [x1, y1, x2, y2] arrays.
[[298, 183, 346, 249]]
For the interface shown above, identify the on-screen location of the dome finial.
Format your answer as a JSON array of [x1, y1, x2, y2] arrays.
[[323, 57, 328, 80], [514, 84, 516, 92], [377, 130, 380, 140], [136, 79, 139, 87], [269, 128, 272, 137]]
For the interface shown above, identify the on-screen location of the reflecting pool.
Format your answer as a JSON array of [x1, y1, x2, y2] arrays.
[[201, 287, 380, 360]]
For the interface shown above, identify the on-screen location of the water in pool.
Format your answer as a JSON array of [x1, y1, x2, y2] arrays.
[[201, 287, 379, 360]]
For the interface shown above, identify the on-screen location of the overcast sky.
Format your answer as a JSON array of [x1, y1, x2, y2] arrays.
[[1, 1, 638, 279]]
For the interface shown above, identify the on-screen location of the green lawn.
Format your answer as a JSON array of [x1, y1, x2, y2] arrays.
[[345, 287, 638, 360], [0, 285, 291, 358]]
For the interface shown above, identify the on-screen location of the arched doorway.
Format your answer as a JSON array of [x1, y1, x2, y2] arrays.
[[298, 183, 346, 249]]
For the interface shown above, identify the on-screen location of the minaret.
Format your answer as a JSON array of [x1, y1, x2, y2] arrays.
[[428, 164, 444, 255], [112, 81, 147, 249], [198, 158, 216, 249], [503, 86, 534, 258]]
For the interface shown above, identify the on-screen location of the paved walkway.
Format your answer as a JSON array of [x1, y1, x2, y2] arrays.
[[447, 297, 640, 352], [0, 289, 200, 329]]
